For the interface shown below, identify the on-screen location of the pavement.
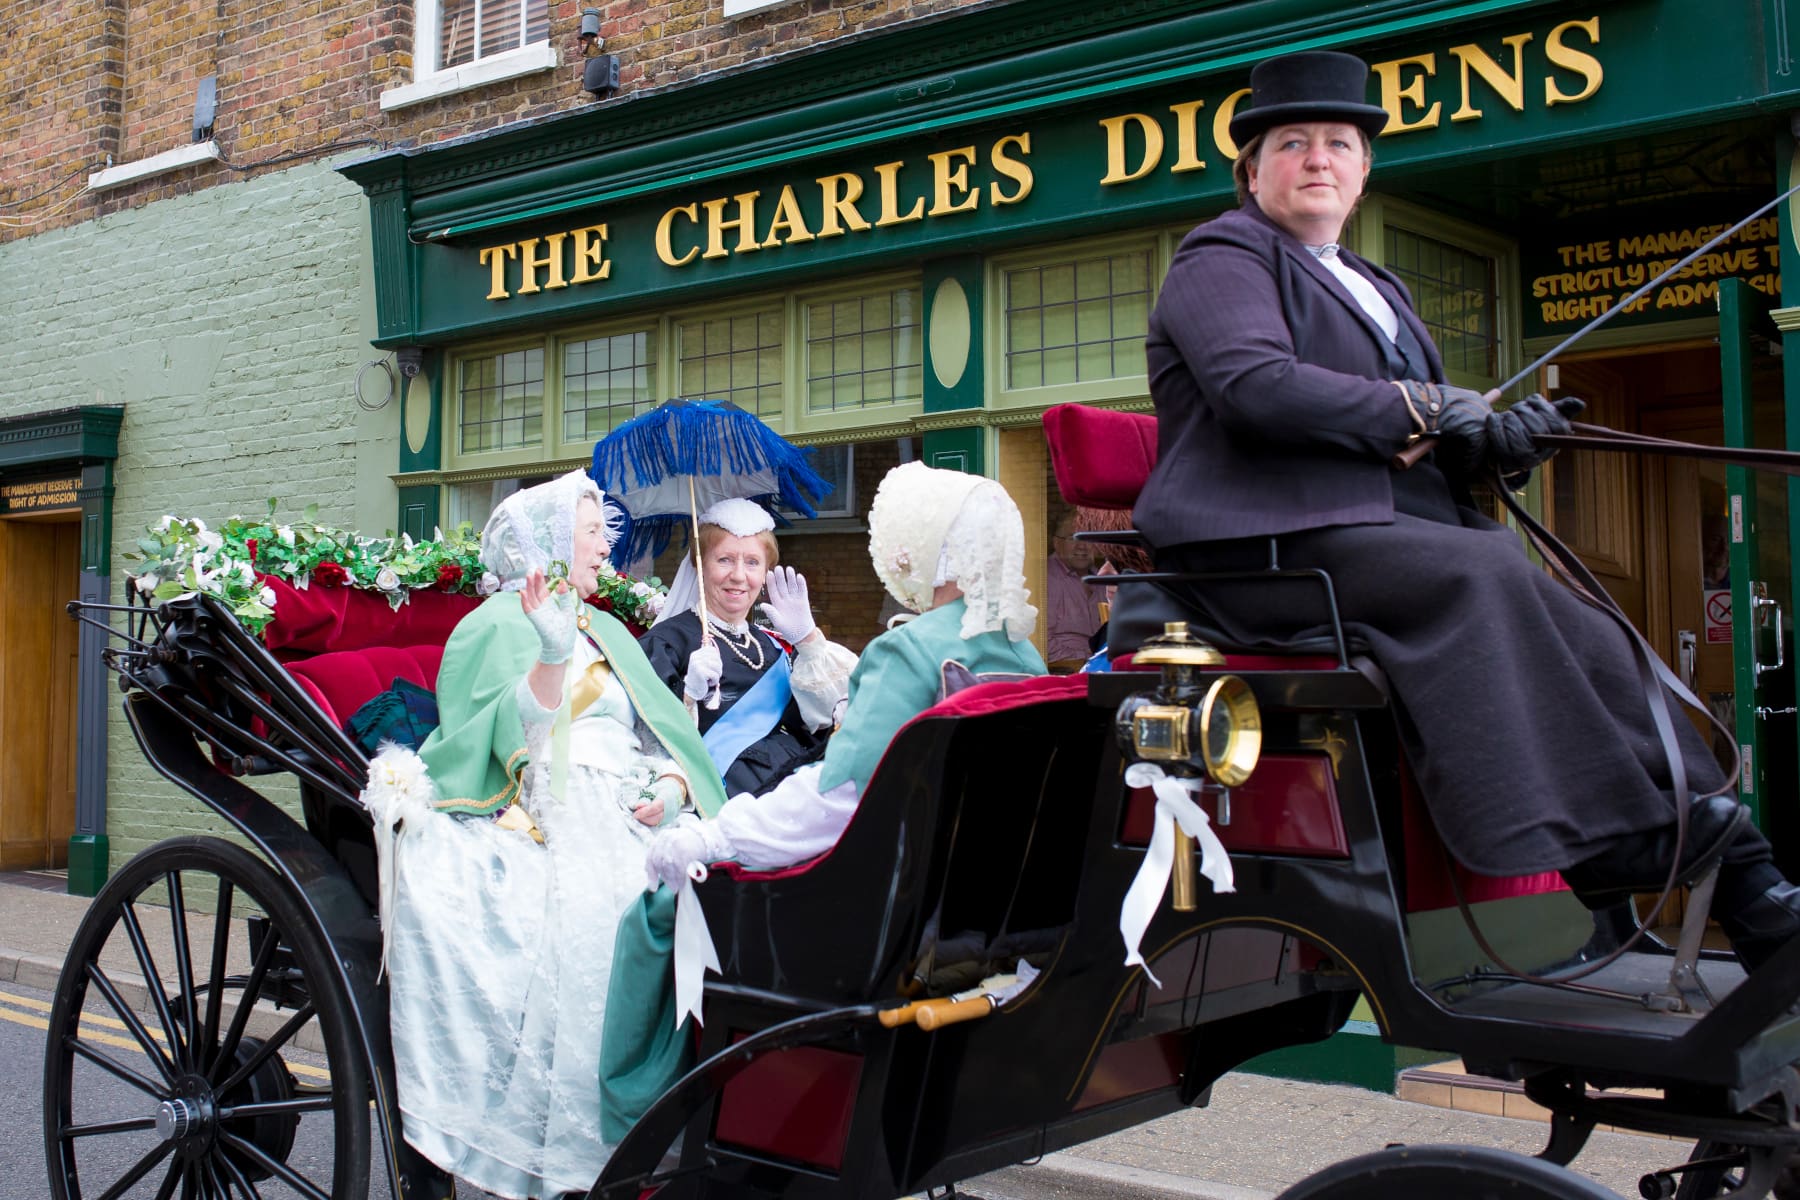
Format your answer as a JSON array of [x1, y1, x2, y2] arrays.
[[0, 869, 1692, 1199]]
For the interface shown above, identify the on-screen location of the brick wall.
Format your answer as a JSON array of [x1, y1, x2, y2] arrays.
[[1, 0, 1003, 244], [0, 159, 397, 864]]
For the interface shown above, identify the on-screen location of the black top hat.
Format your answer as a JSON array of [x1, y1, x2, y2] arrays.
[[1227, 50, 1391, 146]]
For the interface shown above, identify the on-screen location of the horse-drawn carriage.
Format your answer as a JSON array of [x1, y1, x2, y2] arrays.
[[43, 403, 1800, 1200]]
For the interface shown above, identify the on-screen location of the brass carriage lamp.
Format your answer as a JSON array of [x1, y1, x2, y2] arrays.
[[1115, 622, 1262, 910]]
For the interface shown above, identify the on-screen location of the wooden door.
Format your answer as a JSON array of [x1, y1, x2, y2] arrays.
[[0, 516, 81, 869]]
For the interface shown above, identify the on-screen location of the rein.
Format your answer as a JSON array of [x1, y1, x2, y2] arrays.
[[1537, 423, 1800, 477]]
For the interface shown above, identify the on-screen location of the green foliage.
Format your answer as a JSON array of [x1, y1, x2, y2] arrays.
[[123, 506, 666, 636]]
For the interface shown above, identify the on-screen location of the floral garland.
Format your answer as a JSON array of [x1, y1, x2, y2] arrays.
[[125, 500, 666, 636]]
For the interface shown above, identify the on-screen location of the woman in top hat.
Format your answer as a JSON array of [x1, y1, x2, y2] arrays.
[[1129, 48, 1800, 969]]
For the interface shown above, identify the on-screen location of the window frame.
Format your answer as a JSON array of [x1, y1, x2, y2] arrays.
[[672, 294, 794, 429], [791, 271, 928, 437], [382, 0, 557, 111], [987, 232, 1160, 412]]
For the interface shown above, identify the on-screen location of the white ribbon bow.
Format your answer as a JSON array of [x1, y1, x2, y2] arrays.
[[673, 862, 721, 1028], [1119, 762, 1236, 988]]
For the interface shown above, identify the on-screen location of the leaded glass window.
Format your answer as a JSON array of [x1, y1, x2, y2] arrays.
[[805, 287, 923, 413], [1385, 227, 1499, 377], [677, 308, 785, 421], [1005, 250, 1151, 389], [563, 329, 657, 443], [456, 346, 544, 454]]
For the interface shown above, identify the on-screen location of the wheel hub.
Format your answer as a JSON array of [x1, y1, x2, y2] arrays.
[[153, 1076, 217, 1159]]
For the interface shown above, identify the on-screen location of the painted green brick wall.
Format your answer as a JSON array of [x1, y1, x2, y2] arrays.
[[0, 157, 400, 868]]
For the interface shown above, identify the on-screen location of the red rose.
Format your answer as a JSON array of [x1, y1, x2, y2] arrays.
[[312, 561, 349, 586], [245, 538, 258, 564], [596, 595, 614, 611], [624, 619, 648, 638], [436, 563, 463, 590]]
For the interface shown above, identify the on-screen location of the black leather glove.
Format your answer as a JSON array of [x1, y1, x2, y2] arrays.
[[1397, 380, 1492, 474], [1486, 393, 1585, 476]]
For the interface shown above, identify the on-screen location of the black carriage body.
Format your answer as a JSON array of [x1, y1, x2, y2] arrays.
[[62, 584, 1800, 1200]]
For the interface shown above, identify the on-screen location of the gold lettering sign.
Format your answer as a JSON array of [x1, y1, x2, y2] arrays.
[[470, 14, 1607, 304], [1528, 217, 1781, 328], [2, 477, 81, 513]]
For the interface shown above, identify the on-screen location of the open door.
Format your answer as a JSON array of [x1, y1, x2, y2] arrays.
[[1719, 277, 1793, 842]]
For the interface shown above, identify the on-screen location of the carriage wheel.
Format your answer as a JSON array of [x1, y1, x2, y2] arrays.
[[1275, 1144, 1623, 1199], [43, 836, 372, 1199]]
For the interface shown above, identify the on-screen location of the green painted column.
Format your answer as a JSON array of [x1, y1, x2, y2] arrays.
[[398, 350, 443, 539], [70, 457, 117, 896], [922, 254, 986, 474]]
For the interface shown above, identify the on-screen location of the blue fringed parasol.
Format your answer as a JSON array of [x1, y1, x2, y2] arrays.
[[590, 399, 832, 566]]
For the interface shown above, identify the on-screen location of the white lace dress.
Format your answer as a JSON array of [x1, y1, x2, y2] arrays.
[[369, 634, 682, 1199]]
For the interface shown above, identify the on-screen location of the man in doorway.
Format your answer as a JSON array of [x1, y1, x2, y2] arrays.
[[1046, 513, 1103, 673]]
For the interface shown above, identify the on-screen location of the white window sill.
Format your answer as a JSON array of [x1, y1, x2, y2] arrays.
[[380, 42, 559, 112], [723, 0, 798, 16], [87, 141, 221, 191]]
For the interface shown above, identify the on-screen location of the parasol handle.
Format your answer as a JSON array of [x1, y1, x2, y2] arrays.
[[690, 477, 721, 711]]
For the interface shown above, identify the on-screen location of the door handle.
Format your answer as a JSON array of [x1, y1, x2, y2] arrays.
[[1677, 629, 1697, 692], [1753, 582, 1786, 679]]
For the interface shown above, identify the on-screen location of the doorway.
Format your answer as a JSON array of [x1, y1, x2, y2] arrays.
[[0, 513, 81, 870], [1551, 342, 1795, 871]]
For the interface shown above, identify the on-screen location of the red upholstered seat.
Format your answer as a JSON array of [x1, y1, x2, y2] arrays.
[[286, 644, 447, 727], [259, 575, 480, 658], [1043, 403, 1158, 510]]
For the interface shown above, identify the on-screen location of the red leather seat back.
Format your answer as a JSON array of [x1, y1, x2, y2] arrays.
[[1043, 403, 1158, 510], [286, 644, 446, 727]]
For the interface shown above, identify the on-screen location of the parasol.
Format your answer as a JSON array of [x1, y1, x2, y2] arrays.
[[590, 398, 832, 568]]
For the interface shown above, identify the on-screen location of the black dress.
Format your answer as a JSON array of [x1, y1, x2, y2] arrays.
[[638, 610, 830, 797]]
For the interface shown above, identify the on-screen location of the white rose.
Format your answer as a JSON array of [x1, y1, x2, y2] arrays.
[[631, 580, 651, 597], [645, 592, 665, 616], [479, 571, 501, 595], [134, 573, 159, 594], [198, 530, 224, 552], [258, 585, 277, 608], [156, 515, 177, 531], [375, 566, 402, 592], [278, 525, 295, 546]]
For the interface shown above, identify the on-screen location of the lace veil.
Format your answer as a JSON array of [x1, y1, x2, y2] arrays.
[[479, 468, 622, 590], [867, 462, 1036, 642]]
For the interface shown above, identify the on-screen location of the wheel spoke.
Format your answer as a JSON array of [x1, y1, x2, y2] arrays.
[[66, 1029, 171, 1098], [93, 1137, 177, 1200], [218, 1093, 337, 1120], [201, 878, 235, 1069], [214, 1148, 265, 1200], [118, 899, 189, 1069], [210, 922, 281, 1086], [164, 871, 201, 1073], [218, 1131, 332, 1200], [215, 1001, 313, 1096], [64, 1114, 158, 1137], [151, 1154, 183, 1200], [82, 961, 179, 1087]]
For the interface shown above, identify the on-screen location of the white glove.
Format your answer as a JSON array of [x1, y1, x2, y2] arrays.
[[758, 565, 816, 644], [644, 813, 732, 892], [684, 641, 723, 702], [525, 587, 580, 665]]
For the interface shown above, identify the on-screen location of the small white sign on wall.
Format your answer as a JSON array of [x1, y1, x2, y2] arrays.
[[723, 0, 797, 16]]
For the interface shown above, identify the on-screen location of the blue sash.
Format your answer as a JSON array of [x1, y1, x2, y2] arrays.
[[702, 648, 792, 777]]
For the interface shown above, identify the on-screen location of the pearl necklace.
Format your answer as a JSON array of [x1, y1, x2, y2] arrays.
[[709, 618, 767, 671]]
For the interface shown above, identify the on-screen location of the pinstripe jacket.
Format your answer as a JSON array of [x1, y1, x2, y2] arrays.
[[1133, 200, 1448, 548]]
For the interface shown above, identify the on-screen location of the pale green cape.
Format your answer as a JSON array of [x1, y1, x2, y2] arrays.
[[417, 592, 725, 817]]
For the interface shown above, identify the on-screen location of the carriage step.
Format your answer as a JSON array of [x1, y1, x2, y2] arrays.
[[1396, 1062, 1682, 1139]]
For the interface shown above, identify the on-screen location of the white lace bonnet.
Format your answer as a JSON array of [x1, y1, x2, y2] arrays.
[[651, 497, 778, 627], [867, 461, 1036, 642], [479, 468, 621, 590]]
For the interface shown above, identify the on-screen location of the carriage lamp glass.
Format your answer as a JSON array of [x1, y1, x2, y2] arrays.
[[1130, 703, 1191, 761], [1198, 675, 1261, 787]]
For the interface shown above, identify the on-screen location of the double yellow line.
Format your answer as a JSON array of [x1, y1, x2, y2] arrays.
[[1, 987, 330, 1081]]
